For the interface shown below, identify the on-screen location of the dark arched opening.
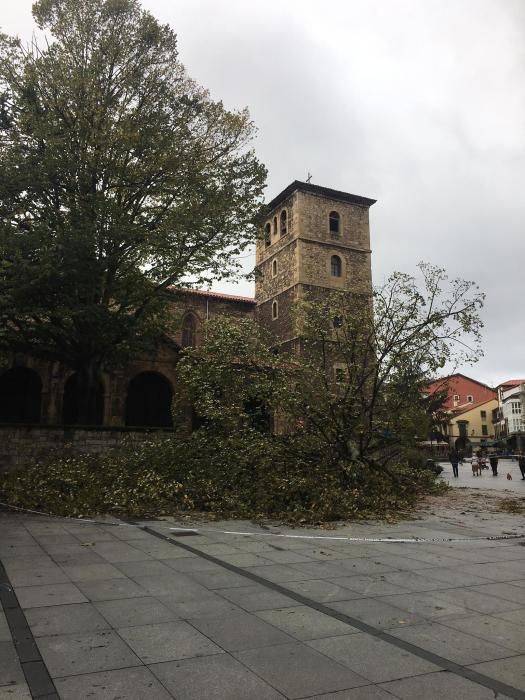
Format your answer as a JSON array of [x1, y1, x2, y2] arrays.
[[125, 372, 173, 428], [62, 373, 104, 426], [0, 367, 42, 424], [329, 211, 340, 237], [330, 255, 342, 277]]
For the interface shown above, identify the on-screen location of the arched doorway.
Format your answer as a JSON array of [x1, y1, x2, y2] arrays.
[[125, 372, 173, 428], [0, 367, 42, 423], [62, 373, 104, 426]]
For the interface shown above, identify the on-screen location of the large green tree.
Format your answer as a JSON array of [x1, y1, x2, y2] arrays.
[[179, 264, 484, 473], [0, 0, 266, 421]]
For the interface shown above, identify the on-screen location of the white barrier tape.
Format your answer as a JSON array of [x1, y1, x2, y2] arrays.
[[169, 526, 525, 544], [1, 501, 524, 544]]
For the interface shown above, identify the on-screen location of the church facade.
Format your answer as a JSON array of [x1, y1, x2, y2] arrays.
[[0, 181, 375, 434]]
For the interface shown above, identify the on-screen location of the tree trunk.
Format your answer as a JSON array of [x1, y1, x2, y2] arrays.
[[75, 361, 103, 426]]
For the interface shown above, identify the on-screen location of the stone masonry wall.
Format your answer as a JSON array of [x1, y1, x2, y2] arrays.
[[296, 190, 371, 249], [255, 240, 298, 305], [299, 240, 372, 293], [0, 425, 170, 472]]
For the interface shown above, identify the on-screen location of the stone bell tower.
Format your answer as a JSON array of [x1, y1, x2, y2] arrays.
[[255, 180, 376, 352]]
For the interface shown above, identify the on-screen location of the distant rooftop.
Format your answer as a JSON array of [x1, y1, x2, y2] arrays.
[[266, 180, 377, 212], [499, 379, 525, 387]]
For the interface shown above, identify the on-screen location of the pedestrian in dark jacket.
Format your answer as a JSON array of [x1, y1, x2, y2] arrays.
[[519, 453, 525, 480], [449, 448, 460, 478], [489, 454, 498, 476]]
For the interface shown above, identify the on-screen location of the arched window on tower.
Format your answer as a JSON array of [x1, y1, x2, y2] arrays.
[[272, 300, 278, 320], [272, 259, 278, 278], [182, 314, 197, 348], [273, 216, 278, 237], [329, 211, 340, 238], [280, 210, 287, 237], [330, 255, 342, 277], [264, 223, 271, 248], [0, 367, 42, 424]]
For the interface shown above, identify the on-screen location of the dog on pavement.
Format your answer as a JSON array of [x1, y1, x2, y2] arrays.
[[507, 472, 513, 481]]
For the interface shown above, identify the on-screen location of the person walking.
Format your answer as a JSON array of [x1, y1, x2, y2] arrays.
[[449, 448, 460, 478], [489, 454, 499, 476], [518, 452, 525, 480]]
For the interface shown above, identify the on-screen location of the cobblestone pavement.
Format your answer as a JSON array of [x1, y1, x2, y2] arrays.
[[1, 502, 525, 699], [440, 458, 525, 492]]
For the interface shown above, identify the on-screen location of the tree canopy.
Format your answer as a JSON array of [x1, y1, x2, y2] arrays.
[[179, 264, 485, 471], [0, 0, 266, 420]]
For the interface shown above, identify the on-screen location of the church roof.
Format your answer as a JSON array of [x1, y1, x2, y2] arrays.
[[266, 180, 377, 212], [176, 288, 256, 304]]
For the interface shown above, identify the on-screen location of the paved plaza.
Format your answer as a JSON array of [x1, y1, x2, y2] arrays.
[[1, 495, 525, 700], [440, 457, 525, 492]]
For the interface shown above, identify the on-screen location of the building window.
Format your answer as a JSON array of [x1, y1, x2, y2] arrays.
[[334, 367, 345, 384], [453, 394, 460, 402], [329, 211, 340, 238], [272, 259, 278, 277], [511, 401, 522, 414], [182, 313, 197, 348], [330, 255, 342, 277], [480, 410, 487, 419], [280, 210, 287, 236], [273, 216, 278, 236], [272, 300, 278, 320], [481, 425, 488, 436], [264, 223, 271, 248], [466, 395, 473, 402]]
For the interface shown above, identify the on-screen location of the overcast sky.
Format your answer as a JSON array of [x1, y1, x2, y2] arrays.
[[3, 0, 524, 386]]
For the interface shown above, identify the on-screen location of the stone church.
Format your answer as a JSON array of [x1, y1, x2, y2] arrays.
[[0, 181, 374, 466]]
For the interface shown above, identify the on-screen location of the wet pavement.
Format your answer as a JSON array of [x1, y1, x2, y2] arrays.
[[1, 501, 525, 699]]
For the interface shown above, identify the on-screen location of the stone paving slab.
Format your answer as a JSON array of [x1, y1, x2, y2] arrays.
[[15, 583, 87, 609], [55, 666, 174, 700], [389, 622, 518, 665], [150, 654, 286, 700], [188, 610, 295, 651], [117, 620, 223, 664], [0, 681, 32, 699], [36, 630, 141, 677], [380, 670, 514, 699], [94, 596, 179, 628], [307, 632, 440, 682], [0, 641, 25, 688], [256, 605, 359, 641], [234, 642, 369, 699], [440, 614, 525, 653], [302, 687, 395, 700], [25, 603, 110, 637], [469, 655, 525, 691], [74, 577, 147, 602]]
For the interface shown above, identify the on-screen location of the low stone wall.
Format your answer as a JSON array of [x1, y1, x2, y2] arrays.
[[0, 424, 173, 472]]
